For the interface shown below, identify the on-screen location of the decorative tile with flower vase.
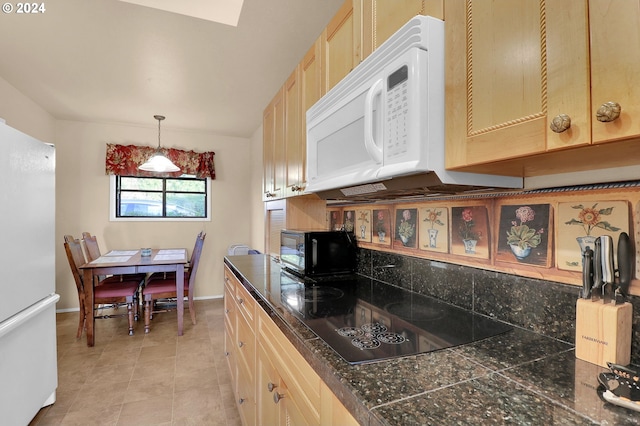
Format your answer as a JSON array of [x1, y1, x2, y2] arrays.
[[557, 201, 629, 272], [327, 208, 342, 231], [372, 208, 392, 246], [354, 208, 372, 242], [451, 206, 490, 259], [496, 204, 552, 267], [343, 209, 355, 233], [394, 207, 418, 249], [418, 206, 449, 253]]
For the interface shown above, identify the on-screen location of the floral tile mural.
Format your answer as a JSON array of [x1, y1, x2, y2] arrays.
[[328, 209, 341, 231], [354, 208, 372, 242], [394, 208, 418, 249], [557, 201, 629, 271], [451, 206, 490, 258], [343, 210, 355, 233], [372, 208, 392, 246], [496, 204, 552, 267], [418, 207, 449, 253]]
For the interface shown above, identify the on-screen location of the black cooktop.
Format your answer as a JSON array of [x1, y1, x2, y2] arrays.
[[277, 269, 513, 364]]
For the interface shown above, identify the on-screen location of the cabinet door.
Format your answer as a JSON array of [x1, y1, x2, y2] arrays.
[[284, 67, 304, 197], [263, 89, 285, 200], [236, 358, 257, 426], [589, 0, 640, 143], [445, 0, 590, 168], [322, 0, 362, 93], [299, 39, 323, 193], [257, 344, 281, 426]]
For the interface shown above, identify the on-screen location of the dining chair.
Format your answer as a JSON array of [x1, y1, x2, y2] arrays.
[[64, 235, 141, 336], [141, 232, 206, 333], [147, 230, 205, 282], [81, 231, 146, 284]]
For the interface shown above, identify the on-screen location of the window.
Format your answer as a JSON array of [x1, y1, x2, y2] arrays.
[[110, 175, 211, 221]]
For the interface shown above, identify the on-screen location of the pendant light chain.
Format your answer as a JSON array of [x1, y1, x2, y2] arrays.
[[155, 115, 165, 150]]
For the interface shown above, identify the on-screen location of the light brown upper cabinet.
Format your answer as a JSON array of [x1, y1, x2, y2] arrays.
[[263, 88, 285, 201], [321, 0, 362, 93], [445, 0, 591, 170], [445, 0, 640, 176], [589, 0, 640, 144], [361, 0, 444, 58], [285, 39, 323, 197], [283, 68, 303, 198]]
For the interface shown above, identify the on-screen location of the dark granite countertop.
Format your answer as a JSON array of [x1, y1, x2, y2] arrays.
[[224, 255, 639, 425]]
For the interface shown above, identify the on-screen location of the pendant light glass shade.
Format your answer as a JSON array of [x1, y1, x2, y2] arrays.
[[138, 115, 180, 173]]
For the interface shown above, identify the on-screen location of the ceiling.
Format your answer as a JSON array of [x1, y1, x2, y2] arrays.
[[0, 0, 344, 137]]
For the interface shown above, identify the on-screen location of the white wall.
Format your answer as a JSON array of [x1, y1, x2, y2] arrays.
[[1, 75, 256, 311], [0, 77, 54, 142], [249, 123, 265, 252]]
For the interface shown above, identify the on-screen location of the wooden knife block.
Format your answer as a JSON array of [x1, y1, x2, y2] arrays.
[[575, 299, 632, 368]]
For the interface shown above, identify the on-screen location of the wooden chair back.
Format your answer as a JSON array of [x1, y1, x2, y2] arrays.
[[81, 231, 102, 262], [63, 235, 87, 338], [187, 232, 206, 293], [64, 235, 86, 292]]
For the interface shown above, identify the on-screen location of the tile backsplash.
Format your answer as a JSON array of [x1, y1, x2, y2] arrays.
[[356, 248, 640, 365]]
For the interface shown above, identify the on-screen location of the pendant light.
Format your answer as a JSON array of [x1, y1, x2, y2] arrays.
[[138, 115, 181, 173]]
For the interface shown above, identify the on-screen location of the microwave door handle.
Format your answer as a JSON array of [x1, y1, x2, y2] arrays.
[[364, 78, 384, 164], [311, 239, 318, 268]]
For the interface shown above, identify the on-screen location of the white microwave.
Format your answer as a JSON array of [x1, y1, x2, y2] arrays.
[[305, 16, 445, 194], [305, 16, 522, 198]]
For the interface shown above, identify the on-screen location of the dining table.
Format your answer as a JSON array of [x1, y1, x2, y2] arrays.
[[79, 248, 188, 347]]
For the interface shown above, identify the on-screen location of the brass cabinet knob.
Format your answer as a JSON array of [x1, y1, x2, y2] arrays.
[[550, 114, 571, 133], [267, 382, 276, 392], [273, 392, 285, 404], [238, 340, 245, 348], [596, 101, 621, 122]]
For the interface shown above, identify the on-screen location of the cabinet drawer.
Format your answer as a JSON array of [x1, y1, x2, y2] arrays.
[[235, 280, 256, 328], [223, 282, 235, 331], [236, 308, 256, 384], [224, 326, 236, 389]]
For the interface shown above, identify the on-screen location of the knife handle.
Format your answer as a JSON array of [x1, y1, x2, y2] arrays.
[[617, 232, 633, 296], [582, 248, 593, 299], [592, 238, 603, 292], [600, 235, 614, 284]]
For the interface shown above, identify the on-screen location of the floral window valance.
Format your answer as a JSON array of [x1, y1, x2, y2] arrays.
[[105, 143, 216, 179]]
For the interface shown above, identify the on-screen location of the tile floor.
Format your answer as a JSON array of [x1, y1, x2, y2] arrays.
[[29, 299, 242, 426]]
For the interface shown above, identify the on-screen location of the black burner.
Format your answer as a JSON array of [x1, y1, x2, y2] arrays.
[[337, 327, 364, 338], [377, 332, 406, 345], [352, 336, 381, 350], [361, 322, 387, 334]]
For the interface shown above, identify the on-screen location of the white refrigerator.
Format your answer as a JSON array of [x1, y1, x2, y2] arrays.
[[0, 119, 59, 425]]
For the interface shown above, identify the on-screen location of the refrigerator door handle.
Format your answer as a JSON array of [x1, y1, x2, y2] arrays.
[[0, 294, 60, 339]]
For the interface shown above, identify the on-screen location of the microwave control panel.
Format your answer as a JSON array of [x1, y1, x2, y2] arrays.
[[386, 65, 409, 160]]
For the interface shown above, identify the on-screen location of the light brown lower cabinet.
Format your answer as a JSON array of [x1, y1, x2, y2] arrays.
[[224, 264, 358, 425]]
